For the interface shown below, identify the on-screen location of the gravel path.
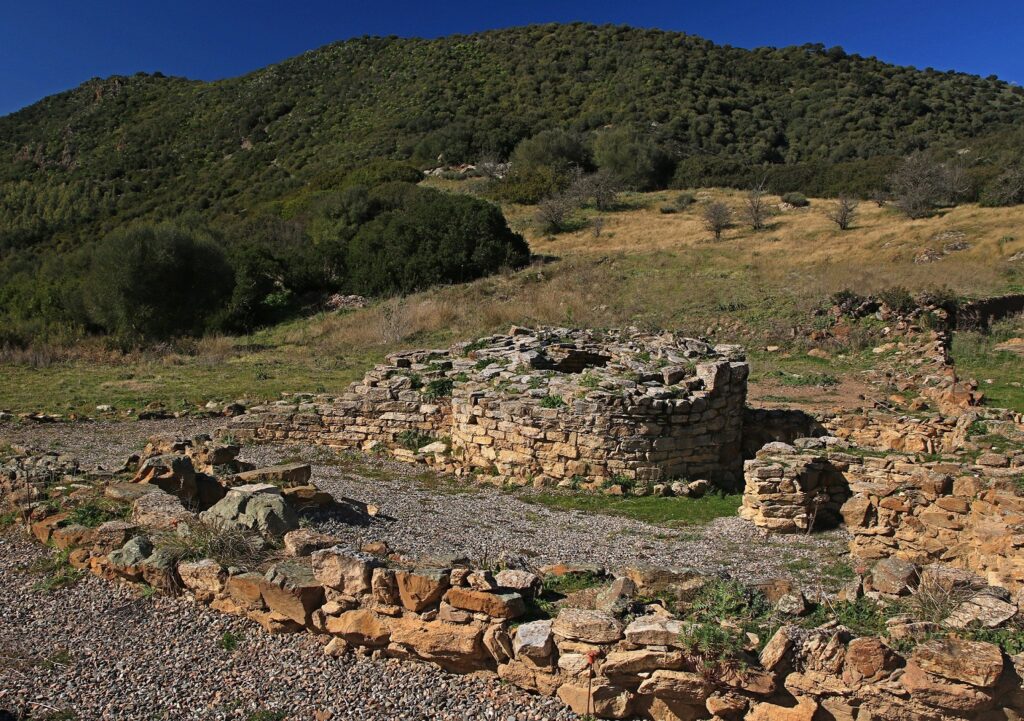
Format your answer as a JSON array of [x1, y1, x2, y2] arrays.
[[2, 418, 850, 587], [0, 531, 576, 721]]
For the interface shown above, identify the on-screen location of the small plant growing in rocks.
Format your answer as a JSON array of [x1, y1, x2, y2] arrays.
[[396, 430, 434, 451], [422, 378, 454, 400], [220, 631, 240, 652], [539, 394, 565, 408]]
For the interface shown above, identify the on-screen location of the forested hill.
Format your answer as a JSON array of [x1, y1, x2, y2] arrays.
[[3, 23, 1024, 251]]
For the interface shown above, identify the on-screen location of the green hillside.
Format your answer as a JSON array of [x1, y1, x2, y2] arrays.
[[4, 23, 1024, 250], [3, 23, 1024, 347]]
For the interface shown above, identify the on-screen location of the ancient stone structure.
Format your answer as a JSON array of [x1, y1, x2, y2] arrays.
[[228, 327, 749, 489], [739, 442, 851, 533], [744, 442, 1024, 591], [8, 450, 1024, 721]]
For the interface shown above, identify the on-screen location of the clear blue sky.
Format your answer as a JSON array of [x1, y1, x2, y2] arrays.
[[3, 0, 1022, 116]]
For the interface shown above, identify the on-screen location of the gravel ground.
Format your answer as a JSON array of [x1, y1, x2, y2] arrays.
[[0, 418, 849, 719], [1, 418, 849, 585], [0, 531, 577, 721]]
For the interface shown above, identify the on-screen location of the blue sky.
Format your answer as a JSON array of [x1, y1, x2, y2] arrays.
[[3, 0, 1022, 116]]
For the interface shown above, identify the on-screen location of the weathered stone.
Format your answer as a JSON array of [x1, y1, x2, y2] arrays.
[[233, 463, 311, 487], [624, 616, 686, 646], [325, 609, 391, 646], [595, 576, 637, 615], [603, 650, 685, 677], [51, 523, 94, 551], [552, 608, 624, 643], [557, 679, 634, 719], [443, 587, 525, 619], [225, 572, 267, 612], [311, 548, 379, 595], [759, 625, 795, 671], [911, 638, 1004, 688], [635, 669, 712, 701], [282, 528, 337, 557], [108, 536, 153, 572], [901, 661, 996, 712], [746, 697, 817, 721], [132, 453, 197, 501], [281, 485, 334, 509], [262, 561, 325, 625], [177, 558, 226, 603], [944, 593, 1018, 629], [513, 620, 554, 663], [387, 615, 488, 672], [395, 568, 450, 612], [705, 694, 747, 720], [131, 492, 195, 530], [91, 520, 138, 554], [198, 486, 298, 538], [870, 556, 919, 595], [842, 637, 899, 686], [371, 567, 400, 606], [495, 569, 541, 597]]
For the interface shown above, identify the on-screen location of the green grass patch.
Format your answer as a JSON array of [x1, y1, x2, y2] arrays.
[[30, 548, 84, 592], [67, 498, 130, 528], [520, 492, 742, 527]]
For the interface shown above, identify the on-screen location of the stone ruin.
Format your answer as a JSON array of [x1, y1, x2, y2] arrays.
[[228, 327, 749, 490]]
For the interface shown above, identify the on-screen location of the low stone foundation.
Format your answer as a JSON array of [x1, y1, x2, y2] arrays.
[[227, 327, 749, 489]]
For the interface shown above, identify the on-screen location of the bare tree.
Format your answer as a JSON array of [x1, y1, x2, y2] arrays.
[[888, 152, 968, 218], [568, 169, 620, 211], [826, 196, 859, 230], [702, 201, 733, 241], [744, 180, 769, 231], [536, 195, 573, 234]]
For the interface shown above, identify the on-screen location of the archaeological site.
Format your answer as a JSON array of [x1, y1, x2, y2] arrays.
[[4, 290, 1024, 721]]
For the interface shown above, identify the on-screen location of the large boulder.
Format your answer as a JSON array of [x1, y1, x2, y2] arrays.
[[198, 484, 298, 538]]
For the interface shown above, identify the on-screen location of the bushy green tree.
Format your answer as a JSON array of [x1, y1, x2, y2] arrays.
[[346, 188, 529, 295], [82, 224, 233, 340], [511, 129, 591, 172], [593, 127, 673, 191]]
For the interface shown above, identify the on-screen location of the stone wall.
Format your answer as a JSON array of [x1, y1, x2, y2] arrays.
[[743, 445, 1024, 591], [227, 327, 749, 489], [739, 444, 851, 533]]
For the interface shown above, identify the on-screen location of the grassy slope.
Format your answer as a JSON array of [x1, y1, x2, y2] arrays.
[[2, 188, 1022, 416]]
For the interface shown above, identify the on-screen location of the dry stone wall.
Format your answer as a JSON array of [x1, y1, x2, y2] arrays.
[[227, 327, 749, 489], [744, 444, 1024, 592]]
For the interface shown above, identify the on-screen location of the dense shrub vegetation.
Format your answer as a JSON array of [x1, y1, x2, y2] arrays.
[[0, 169, 528, 344], [3, 23, 1024, 343]]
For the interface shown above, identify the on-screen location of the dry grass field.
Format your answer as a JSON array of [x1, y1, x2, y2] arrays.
[[2, 187, 1022, 416]]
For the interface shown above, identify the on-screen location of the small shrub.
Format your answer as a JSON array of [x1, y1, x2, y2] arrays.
[[678, 622, 747, 668], [659, 205, 678, 214], [674, 192, 696, 209], [877, 286, 916, 314], [220, 630, 241, 652], [781, 192, 810, 207], [153, 521, 267, 568], [397, 430, 434, 451], [422, 378, 454, 400], [540, 395, 566, 408]]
